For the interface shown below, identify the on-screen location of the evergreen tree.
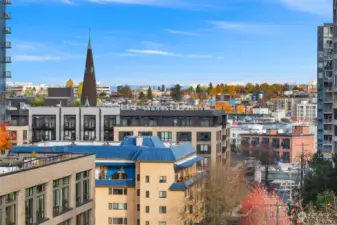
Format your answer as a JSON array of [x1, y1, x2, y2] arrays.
[[196, 84, 201, 94], [171, 84, 181, 101], [208, 82, 213, 94], [139, 91, 145, 100], [147, 87, 153, 99]]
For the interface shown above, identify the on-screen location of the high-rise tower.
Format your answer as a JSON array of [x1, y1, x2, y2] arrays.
[[81, 32, 97, 106], [0, 0, 11, 121]]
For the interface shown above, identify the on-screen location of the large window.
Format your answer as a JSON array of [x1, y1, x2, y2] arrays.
[[158, 132, 172, 142], [197, 144, 211, 154], [53, 177, 70, 216], [58, 219, 71, 225], [177, 132, 192, 142], [109, 203, 127, 210], [109, 188, 127, 195], [0, 192, 17, 225], [25, 184, 46, 224], [32, 115, 56, 142], [119, 132, 133, 141], [83, 115, 96, 140], [76, 170, 91, 206], [76, 209, 91, 225], [104, 116, 116, 141], [64, 115, 76, 140], [138, 132, 153, 137], [108, 217, 127, 224], [197, 132, 211, 141]]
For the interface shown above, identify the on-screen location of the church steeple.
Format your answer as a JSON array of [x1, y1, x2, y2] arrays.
[[81, 30, 97, 106]]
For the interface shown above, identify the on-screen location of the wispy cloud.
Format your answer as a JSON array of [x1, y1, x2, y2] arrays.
[[62, 40, 86, 46], [14, 55, 60, 62], [126, 49, 212, 58], [208, 20, 278, 35], [278, 0, 331, 16], [165, 29, 199, 36]]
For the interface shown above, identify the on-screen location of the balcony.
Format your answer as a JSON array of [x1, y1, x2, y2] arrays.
[[324, 140, 332, 145], [170, 171, 207, 191], [1, 12, 11, 19], [324, 108, 333, 113], [325, 87, 333, 92], [2, 41, 11, 48], [325, 98, 333, 103], [1, 56, 11, 63], [4, 27, 11, 34], [2, 71, 11, 78], [324, 118, 333, 123], [324, 129, 333, 135], [2, 0, 11, 4]]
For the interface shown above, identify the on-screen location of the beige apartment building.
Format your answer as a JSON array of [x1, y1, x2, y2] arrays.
[[7, 125, 29, 145], [11, 136, 206, 225], [0, 152, 95, 225]]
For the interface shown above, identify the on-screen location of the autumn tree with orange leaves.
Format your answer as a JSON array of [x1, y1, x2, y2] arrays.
[[0, 122, 15, 153]]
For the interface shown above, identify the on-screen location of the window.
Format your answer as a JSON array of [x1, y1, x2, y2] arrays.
[[53, 176, 70, 216], [159, 222, 166, 225], [146, 206, 150, 213], [146, 191, 150, 198], [109, 188, 127, 195], [137, 174, 140, 181], [197, 132, 211, 141], [334, 59, 337, 70], [177, 132, 191, 142], [197, 144, 211, 154], [159, 191, 167, 198], [32, 115, 56, 142], [76, 170, 91, 206], [159, 176, 167, 183], [23, 130, 28, 140], [1, 192, 17, 225], [158, 132, 172, 141], [138, 131, 153, 137], [137, 189, 140, 196], [76, 209, 91, 225], [137, 204, 140, 211], [159, 206, 167, 214], [109, 203, 127, 210], [119, 131, 133, 141], [64, 115, 76, 140], [146, 222, 150, 225], [25, 184, 45, 224], [145, 176, 150, 183], [109, 218, 127, 224], [58, 219, 71, 225]]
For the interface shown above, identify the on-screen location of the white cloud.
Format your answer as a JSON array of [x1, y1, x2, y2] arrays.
[[208, 20, 277, 35], [14, 55, 60, 61], [126, 49, 212, 58], [165, 29, 199, 36], [62, 40, 86, 46], [278, 0, 331, 16]]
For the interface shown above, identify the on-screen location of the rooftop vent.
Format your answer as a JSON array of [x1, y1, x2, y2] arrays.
[[136, 137, 143, 146]]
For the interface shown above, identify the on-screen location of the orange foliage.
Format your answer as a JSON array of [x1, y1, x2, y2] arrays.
[[0, 122, 15, 152], [225, 105, 233, 113], [241, 187, 290, 225], [236, 105, 245, 113]]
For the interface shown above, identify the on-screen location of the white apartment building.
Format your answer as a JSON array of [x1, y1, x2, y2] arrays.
[[6, 82, 51, 96], [74, 82, 111, 97], [296, 101, 317, 124]]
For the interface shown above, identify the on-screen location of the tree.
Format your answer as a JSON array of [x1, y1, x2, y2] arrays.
[[0, 122, 15, 153], [117, 85, 132, 98], [171, 84, 182, 101], [99, 92, 108, 100], [293, 85, 305, 92], [24, 88, 34, 97], [77, 82, 83, 98], [186, 86, 194, 93], [66, 79, 75, 88], [147, 87, 153, 100], [180, 165, 249, 225], [245, 83, 254, 94], [196, 84, 201, 94], [70, 100, 81, 107], [227, 85, 236, 95], [207, 82, 213, 94], [9, 92, 16, 97], [29, 97, 44, 106], [139, 91, 145, 100]]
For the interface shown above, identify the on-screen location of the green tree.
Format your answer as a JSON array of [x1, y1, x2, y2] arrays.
[[171, 84, 181, 101], [77, 82, 83, 98], [117, 85, 133, 98], [245, 82, 254, 94], [196, 84, 201, 94], [147, 87, 153, 99], [186, 86, 194, 93], [207, 82, 213, 94], [139, 91, 145, 100], [99, 92, 108, 100], [29, 97, 44, 106], [70, 100, 81, 107], [24, 88, 34, 97]]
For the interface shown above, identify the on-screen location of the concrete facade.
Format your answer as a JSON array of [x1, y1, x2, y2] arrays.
[[0, 153, 96, 225]]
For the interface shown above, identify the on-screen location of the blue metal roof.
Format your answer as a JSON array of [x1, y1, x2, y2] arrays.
[[169, 171, 207, 191], [10, 136, 197, 163], [95, 162, 135, 167], [175, 156, 204, 169], [96, 179, 135, 187]]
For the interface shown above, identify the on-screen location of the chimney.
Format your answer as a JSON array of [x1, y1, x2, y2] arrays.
[[136, 137, 143, 146]]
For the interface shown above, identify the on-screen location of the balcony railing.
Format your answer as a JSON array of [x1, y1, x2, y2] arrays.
[[1, 12, 11, 19], [1, 56, 11, 63], [2, 41, 11, 48], [2, 0, 12, 4], [324, 140, 332, 145], [324, 118, 332, 123], [4, 27, 11, 34], [325, 87, 332, 91]]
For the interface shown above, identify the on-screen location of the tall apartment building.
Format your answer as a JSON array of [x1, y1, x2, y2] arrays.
[[317, 23, 334, 154], [0, 152, 95, 224], [11, 136, 206, 225], [0, 0, 11, 121], [26, 106, 229, 166]]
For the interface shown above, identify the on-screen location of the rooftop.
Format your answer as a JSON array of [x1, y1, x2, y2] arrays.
[[10, 136, 197, 162], [0, 153, 92, 177]]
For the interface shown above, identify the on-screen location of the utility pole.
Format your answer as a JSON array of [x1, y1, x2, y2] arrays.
[[300, 142, 304, 194]]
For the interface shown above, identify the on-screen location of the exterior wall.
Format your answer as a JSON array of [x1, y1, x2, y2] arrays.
[[100, 107, 120, 140], [96, 187, 136, 225], [0, 154, 96, 225], [80, 107, 100, 140], [114, 126, 224, 165], [7, 125, 29, 145], [60, 107, 80, 141], [296, 103, 317, 124]]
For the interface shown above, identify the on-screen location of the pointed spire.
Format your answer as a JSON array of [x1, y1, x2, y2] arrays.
[[88, 28, 92, 49], [84, 96, 90, 107]]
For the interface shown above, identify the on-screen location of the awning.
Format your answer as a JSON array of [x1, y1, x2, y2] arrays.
[[174, 156, 204, 169]]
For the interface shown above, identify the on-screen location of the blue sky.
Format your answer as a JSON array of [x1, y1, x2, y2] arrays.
[[9, 0, 332, 86]]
